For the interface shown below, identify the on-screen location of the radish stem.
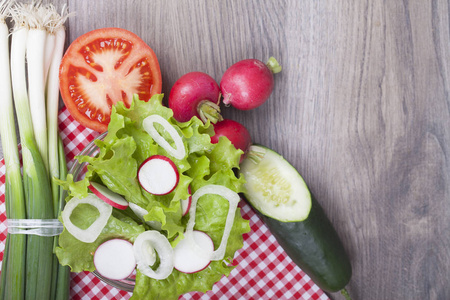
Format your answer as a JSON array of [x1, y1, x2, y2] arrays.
[[266, 56, 282, 74], [197, 100, 223, 124]]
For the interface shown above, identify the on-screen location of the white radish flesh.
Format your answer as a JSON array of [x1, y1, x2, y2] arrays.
[[185, 185, 240, 261], [138, 155, 179, 195], [94, 239, 136, 280], [89, 182, 129, 210], [173, 230, 214, 273], [61, 194, 112, 243], [143, 114, 186, 160], [133, 230, 174, 280]]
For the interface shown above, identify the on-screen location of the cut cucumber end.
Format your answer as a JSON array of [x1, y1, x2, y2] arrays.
[[239, 145, 312, 222]]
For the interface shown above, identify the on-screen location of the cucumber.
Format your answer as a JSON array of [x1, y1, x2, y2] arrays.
[[239, 145, 352, 293], [239, 145, 312, 222]]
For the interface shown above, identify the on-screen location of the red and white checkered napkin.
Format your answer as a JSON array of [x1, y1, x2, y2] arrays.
[[0, 107, 329, 300]]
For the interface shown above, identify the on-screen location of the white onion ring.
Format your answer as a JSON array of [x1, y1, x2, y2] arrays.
[[185, 185, 240, 261], [133, 230, 174, 280], [61, 194, 112, 243], [143, 114, 186, 160]]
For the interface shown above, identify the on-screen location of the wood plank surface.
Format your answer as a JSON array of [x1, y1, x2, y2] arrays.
[[1, 0, 450, 299]]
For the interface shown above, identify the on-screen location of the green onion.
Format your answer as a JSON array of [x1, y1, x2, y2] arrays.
[[26, 3, 50, 172], [54, 136, 71, 300], [46, 4, 69, 219], [0, 1, 27, 299], [1, 3, 71, 299], [10, 3, 54, 299], [0, 234, 10, 300], [45, 6, 71, 299]]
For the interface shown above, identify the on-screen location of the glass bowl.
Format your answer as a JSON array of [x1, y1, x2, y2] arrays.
[[65, 131, 135, 292]]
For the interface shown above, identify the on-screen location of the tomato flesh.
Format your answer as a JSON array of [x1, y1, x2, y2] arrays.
[[60, 28, 162, 132]]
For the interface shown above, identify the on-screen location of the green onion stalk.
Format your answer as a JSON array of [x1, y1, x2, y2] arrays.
[[0, 1, 27, 299], [53, 137, 70, 300], [45, 5, 71, 299], [10, 3, 54, 299]]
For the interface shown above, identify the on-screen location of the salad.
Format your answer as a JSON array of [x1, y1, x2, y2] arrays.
[[56, 94, 250, 299]]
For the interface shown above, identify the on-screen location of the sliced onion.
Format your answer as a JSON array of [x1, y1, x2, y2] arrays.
[[128, 202, 162, 230], [133, 230, 174, 280], [185, 185, 240, 261], [143, 114, 186, 160], [128, 202, 148, 220], [61, 194, 112, 243]]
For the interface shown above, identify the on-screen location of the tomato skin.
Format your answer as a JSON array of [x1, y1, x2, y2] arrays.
[[59, 27, 162, 132]]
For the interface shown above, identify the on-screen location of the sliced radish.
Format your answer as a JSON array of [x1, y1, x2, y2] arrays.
[[94, 239, 136, 280], [143, 114, 186, 160], [133, 230, 174, 280], [88, 182, 129, 210], [138, 155, 179, 195], [181, 186, 192, 216], [128, 202, 162, 230], [173, 230, 214, 273], [61, 194, 112, 243], [185, 185, 240, 261]]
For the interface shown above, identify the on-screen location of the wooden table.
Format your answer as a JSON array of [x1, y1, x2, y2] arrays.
[[1, 1, 449, 299]]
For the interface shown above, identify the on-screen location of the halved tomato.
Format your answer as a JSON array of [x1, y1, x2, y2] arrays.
[[59, 27, 162, 132]]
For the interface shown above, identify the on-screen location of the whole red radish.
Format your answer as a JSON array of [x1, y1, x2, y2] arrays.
[[169, 72, 223, 123], [220, 57, 281, 110], [211, 119, 252, 162]]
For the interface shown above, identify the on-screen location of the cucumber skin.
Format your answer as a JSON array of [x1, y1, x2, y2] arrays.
[[261, 195, 352, 293]]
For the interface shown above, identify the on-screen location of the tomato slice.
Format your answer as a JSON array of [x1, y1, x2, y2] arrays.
[[59, 27, 162, 132]]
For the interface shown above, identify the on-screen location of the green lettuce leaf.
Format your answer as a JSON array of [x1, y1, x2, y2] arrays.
[[56, 94, 250, 299], [56, 209, 145, 272]]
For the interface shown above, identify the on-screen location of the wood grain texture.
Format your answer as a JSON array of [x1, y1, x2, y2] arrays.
[[1, 0, 450, 299]]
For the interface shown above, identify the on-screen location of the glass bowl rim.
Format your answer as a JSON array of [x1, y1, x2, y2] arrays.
[[65, 131, 135, 292]]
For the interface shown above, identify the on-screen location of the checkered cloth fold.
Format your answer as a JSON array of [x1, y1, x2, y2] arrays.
[[0, 107, 329, 300]]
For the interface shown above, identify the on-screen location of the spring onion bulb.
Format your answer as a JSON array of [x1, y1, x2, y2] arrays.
[[46, 4, 70, 217], [43, 30, 55, 83], [0, 1, 26, 299], [26, 3, 51, 171]]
